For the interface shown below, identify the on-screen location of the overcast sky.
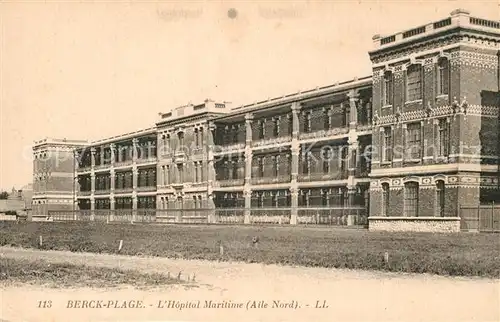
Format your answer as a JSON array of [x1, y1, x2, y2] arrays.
[[0, 0, 498, 191]]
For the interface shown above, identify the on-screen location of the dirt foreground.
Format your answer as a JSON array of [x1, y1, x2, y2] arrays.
[[1, 246, 499, 322]]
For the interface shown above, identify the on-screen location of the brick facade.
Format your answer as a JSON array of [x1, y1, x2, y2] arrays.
[[33, 10, 499, 230]]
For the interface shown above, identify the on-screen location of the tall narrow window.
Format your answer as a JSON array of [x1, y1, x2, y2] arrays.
[[177, 132, 184, 148], [382, 127, 392, 162], [304, 112, 311, 132], [303, 152, 311, 175], [321, 189, 328, 206], [194, 162, 198, 182], [343, 104, 350, 127], [194, 129, 199, 148], [258, 120, 265, 140], [406, 123, 421, 160], [437, 118, 449, 157], [322, 149, 330, 173], [323, 108, 331, 130], [383, 71, 393, 106], [258, 157, 264, 177], [436, 180, 445, 217], [273, 117, 280, 137], [437, 58, 449, 96], [406, 64, 423, 101], [404, 182, 419, 217], [382, 183, 390, 216]]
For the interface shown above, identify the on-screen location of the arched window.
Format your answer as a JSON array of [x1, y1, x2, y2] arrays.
[[404, 181, 419, 217], [381, 183, 390, 216], [406, 64, 423, 101], [383, 71, 393, 106], [437, 57, 449, 96], [436, 180, 445, 217]]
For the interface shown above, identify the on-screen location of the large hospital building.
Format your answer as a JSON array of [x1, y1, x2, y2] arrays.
[[31, 10, 500, 231]]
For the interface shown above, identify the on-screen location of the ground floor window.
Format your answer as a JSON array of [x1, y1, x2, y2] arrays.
[[404, 182, 419, 217]]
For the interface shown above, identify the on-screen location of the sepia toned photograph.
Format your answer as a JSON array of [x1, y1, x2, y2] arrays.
[[0, 1, 499, 321]]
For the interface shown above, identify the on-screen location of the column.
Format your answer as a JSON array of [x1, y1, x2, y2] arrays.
[[347, 91, 360, 226], [132, 138, 138, 162], [109, 196, 115, 222], [244, 113, 253, 224], [207, 123, 216, 197], [90, 197, 95, 221], [290, 102, 301, 225], [132, 194, 137, 222], [110, 143, 115, 166], [290, 187, 299, 225], [244, 190, 251, 224], [90, 147, 96, 169]]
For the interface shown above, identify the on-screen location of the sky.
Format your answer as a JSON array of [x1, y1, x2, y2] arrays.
[[0, 0, 498, 191]]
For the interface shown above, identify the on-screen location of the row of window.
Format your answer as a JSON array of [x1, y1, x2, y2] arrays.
[[382, 58, 450, 107], [381, 181, 445, 217], [381, 118, 449, 162]]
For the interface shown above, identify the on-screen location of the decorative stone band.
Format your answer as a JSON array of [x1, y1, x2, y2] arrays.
[[370, 174, 499, 191], [368, 216, 461, 233], [374, 104, 499, 126]]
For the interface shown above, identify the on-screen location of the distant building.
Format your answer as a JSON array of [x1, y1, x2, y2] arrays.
[[32, 10, 500, 231]]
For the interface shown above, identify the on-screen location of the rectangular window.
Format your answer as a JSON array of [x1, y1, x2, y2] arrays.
[[258, 157, 264, 177], [324, 108, 331, 130], [437, 119, 449, 157], [404, 182, 419, 217], [383, 72, 393, 106], [273, 117, 280, 137], [322, 149, 330, 173], [437, 58, 449, 95], [406, 123, 421, 159], [382, 127, 392, 162], [258, 120, 265, 140], [382, 183, 390, 216], [406, 65, 422, 101], [304, 112, 311, 132]]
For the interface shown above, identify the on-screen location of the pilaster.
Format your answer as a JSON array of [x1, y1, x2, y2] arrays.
[[348, 89, 359, 129], [244, 114, 253, 203], [244, 190, 251, 224], [290, 187, 299, 225]]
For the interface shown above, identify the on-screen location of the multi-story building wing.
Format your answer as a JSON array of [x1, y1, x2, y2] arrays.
[[210, 77, 373, 224], [31, 9, 499, 231]]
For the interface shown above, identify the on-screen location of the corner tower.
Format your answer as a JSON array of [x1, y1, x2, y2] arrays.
[[368, 9, 500, 221]]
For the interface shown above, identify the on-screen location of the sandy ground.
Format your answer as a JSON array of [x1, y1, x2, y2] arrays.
[[1, 246, 499, 322]]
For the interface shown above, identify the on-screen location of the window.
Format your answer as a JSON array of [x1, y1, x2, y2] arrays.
[[437, 119, 449, 157], [322, 149, 330, 173], [178, 164, 184, 182], [343, 105, 350, 127], [194, 162, 198, 182], [436, 180, 445, 217], [258, 120, 265, 139], [404, 182, 419, 217], [194, 129, 199, 148], [258, 157, 264, 177], [382, 183, 390, 216], [177, 132, 184, 148], [273, 117, 280, 137], [303, 152, 311, 175], [383, 71, 393, 106], [382, 127, 392, 162], [321, 189, 328, 206], [232, 160, 238, 179], [406, 123, 421, 159], [406, 64, 422, 101], [437, 58, 449, 96], [324, 108, 331, 130], [304, 112, 311, 132]]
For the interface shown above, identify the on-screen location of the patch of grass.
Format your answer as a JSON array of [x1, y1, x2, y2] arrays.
[[0, 257, 193, 289], [1, 222, 499, 278]]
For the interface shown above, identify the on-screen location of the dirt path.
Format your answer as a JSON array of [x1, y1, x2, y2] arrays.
[[1, 246, 499, 322]]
